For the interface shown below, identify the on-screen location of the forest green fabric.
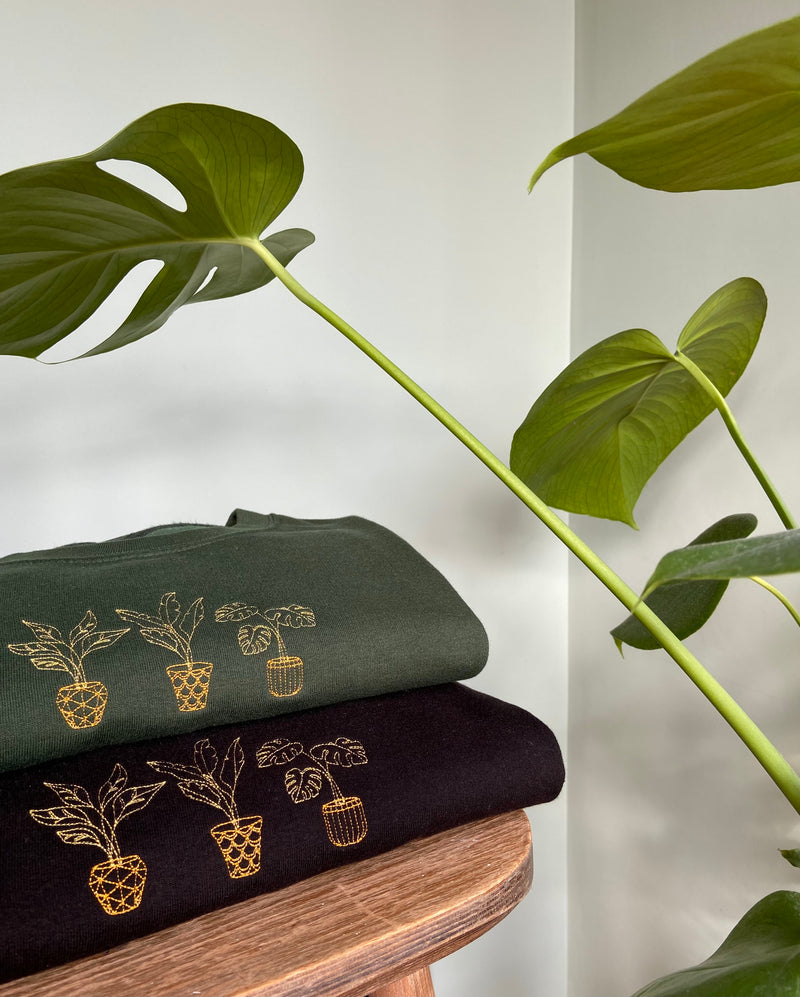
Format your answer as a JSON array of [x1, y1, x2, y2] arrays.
[[0, 511, 488, 773]]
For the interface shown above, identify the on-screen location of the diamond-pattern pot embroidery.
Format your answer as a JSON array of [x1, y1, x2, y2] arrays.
[[28, 765, 164, 915], [8, 612, 128, 729]]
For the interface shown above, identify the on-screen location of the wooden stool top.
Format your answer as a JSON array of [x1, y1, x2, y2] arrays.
[[0, 809, 532, 997]]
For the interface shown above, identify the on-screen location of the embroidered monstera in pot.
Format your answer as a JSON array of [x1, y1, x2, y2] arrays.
[[116, 593, 212, 712], [7, 612, 129, 729], [257, 736, 368, 847], [148, 737, 262, 879], [215, 602, 316, 698], [28, 765, 164, 915]]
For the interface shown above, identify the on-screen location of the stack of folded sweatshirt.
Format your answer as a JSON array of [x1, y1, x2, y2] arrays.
[[0, 509, 564, 983]]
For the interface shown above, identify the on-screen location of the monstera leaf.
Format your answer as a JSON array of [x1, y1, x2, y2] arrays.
[[612, 514, 757, 650], [0, 103, 314, 359], [510, 278, 765, 525], [530, 16, 800, 192], [632, 891, 800, 996]]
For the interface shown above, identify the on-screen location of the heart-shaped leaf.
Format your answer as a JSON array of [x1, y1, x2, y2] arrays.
[[0, 103, 314, 359], [510, 277, 765, 525], [612, 513, 757, 650], [631, 891, 800, 996], [530, 16, 800, 193], [642, 528, 800, 596]]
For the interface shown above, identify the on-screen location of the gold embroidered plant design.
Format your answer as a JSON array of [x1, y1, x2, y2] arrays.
[[257, 736, 368, 847], [215, 602, 316, 698], [28, 765, 164, 915], [148, 737, 262, 879], [7, 612, 129, 729], [116, 592, 212, 712]]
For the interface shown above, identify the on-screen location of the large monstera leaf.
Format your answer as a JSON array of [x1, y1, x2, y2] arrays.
[[529, 16, 800, 192], [510, 277, 765, 526], [0, 103, 314, 359]]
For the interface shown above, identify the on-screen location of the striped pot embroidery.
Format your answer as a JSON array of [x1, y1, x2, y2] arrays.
[[215, 602, 315, 699], [257, 736, 368, 847]]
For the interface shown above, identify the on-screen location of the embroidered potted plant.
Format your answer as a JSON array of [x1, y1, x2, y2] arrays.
[[28, 763, 164, 915], [215, 602, 316, 698], [116, 592, 212, 712], [7, 611, 129, 729], [256, 735, 368, 847], [148, 736, 261, 879]]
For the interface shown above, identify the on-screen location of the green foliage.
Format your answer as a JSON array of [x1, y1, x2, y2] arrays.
[[510, 278, 765, 525], [0, 103, 313, 359], [631, 892, 800, 996], [529, 16, 800, 192], [611, 514, 757, 651], [643, 528, 800, 595]]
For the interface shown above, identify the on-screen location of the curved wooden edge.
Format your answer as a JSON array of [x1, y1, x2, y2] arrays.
[[0, 810, 533, 997]]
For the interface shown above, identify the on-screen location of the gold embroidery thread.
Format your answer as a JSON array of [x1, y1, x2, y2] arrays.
[[117, 593, 213, 712], [148, 736, 262, 879], [8, 612, 129, 729], [28, 765, 164, 915], [215, 602, 316, 698], [256, 736, 368, 847]]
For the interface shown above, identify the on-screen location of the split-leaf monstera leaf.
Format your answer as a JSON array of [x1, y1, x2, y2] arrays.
[[0, 103, 314, 360]]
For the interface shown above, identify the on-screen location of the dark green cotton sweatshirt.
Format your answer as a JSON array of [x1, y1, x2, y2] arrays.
[[0, 510, 488, 772]]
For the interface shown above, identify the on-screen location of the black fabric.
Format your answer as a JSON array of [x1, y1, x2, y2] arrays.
[[0, 683, 564, 983], [0, 510, 488, 772]]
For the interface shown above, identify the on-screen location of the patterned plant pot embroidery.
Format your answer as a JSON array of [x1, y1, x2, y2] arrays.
[[8, 612, 128, 729], [148, 736, 261, 879], [28, 764, 164, 915], [256, 736, 368, 847], [215, 602, 315, 699], [117, 593, 212, 712]]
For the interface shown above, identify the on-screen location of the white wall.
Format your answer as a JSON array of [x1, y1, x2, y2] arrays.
[[0, 2, 572, 994], [568, 3, 800, 995]]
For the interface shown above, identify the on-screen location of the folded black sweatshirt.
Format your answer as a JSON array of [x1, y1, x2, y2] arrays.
[[0, 510, 488, 772], [0, 682, 563, 983]]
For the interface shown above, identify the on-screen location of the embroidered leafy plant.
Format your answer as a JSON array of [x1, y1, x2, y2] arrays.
[[148, 736, 262, 878], [148, 736, 245, 825], [256, 735, 368, 847], [116, 592, 204, 664], [257, 736, 366, 804], [29, 764, 164, 864], [8, 612, 129, 685], [215, 602, 315, 658]]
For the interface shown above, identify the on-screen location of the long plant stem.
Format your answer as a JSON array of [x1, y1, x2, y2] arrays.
[[750, 576, 800, 630], [244, 238, 800, 814], [675, 351, 797, 529]]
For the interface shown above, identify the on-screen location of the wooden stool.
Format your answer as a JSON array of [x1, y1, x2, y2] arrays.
[[0, 809, 532, 997]]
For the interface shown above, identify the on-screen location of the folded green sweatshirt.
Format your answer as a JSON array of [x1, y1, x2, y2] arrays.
[[0, 510, 488, 772]]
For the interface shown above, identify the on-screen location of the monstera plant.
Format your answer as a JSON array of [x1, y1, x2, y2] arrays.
[[4, 13, 800, 995]]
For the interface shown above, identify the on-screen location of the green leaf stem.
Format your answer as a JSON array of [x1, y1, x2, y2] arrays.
[[529, 16, 800, 192]]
